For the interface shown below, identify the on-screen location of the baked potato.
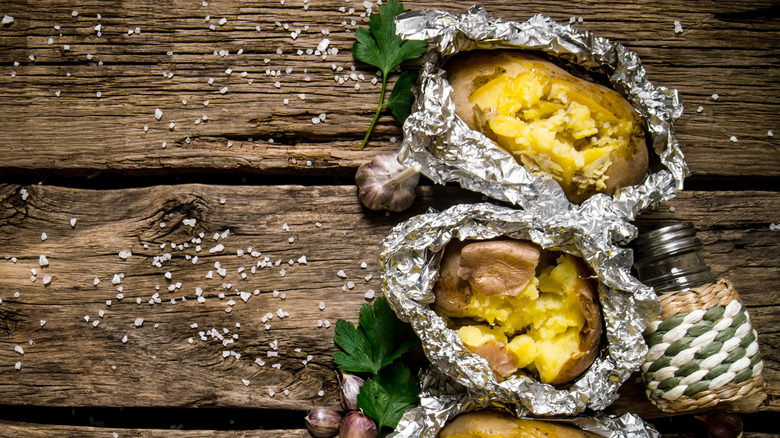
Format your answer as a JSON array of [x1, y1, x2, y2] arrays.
[[439, 410, 601, 438], [446, 50, 648, 204], [432, 238, 602, 385]]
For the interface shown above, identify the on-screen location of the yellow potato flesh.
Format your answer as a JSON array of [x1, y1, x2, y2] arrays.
[[469, 68, 639, 196], [450, 255, 588, 384]]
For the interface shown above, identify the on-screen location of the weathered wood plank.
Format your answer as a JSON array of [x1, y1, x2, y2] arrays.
[[0, 0, 778, 178], [0, 184, 778, 421], [0, 419, 775, 438], [0, 420, 309, 438]]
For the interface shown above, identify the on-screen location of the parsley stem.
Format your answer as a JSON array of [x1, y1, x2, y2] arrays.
[[360, 71, 388, 149]]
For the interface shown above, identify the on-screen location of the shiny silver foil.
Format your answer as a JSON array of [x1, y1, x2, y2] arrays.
[[395, 6, 687, 224], [388, 369, 660, 438], [379, 203, 660, 418]]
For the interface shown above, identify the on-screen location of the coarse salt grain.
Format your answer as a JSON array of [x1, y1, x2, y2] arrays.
[[14, 345, 24, 355], [122, 335, 128, 343], [41, 232, 48, 241], [39, 255, 49, 266], [155, 108, 163, 120], [134, 318, 144, 327], [712, 93, 719, 101], [730, 136, 738, 142], [365, 289, 376, 300], [673, 21, 683, 34]]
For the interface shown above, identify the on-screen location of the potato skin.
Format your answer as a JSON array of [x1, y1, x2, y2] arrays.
[[433, 238, 603, 385], [446, 50, 648, 204], [439, 410, 600, 438], [433, 240, 472, 313], [548, 256, 603, 386]]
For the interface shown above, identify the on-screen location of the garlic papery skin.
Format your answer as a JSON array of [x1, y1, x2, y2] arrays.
[[355, 152, 421, 212], [340, 411, 378, 438], [305, 406, 342, 438], [339, 372, 365, 412]]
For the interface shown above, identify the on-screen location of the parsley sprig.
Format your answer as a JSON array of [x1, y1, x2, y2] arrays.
[[353, 0, 428, 149], [333, 296, 421, 432]]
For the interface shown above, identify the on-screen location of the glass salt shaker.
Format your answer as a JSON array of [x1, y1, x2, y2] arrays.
[[632, 222, 764, 413]]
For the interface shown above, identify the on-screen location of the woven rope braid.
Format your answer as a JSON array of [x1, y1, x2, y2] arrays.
[[641, 279, 764, 413]]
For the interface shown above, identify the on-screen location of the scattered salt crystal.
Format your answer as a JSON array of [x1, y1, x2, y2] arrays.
[[669, 206, 677, 212], [242, 379, 250, 387], [168, 122, 176, 130], [14, 345, 24, 355], [92, 320, 99, 327], [298, 93, 306, 100], [269, 388, 276, 397], [15, 362, 21, 370], [220, 86, 229, 94], [768, 130, 774, 137], [134, 318, 144, 327], [209, 244, 225, 253], [154, 108, 163, 120], [323, 320, 331, 328], [318, 390, 325, 397], [122, 335, 128, 343], [712, 93, 719, 101], [346, 281, 355, 289], [2, 15, 13, 24], [697, 106, 704, 113], [40, 320, 46, 327], [319, 301, 325, 310], [730, 136, 738, 143], [219, 17, 227, 25], [42, 274, 52, 285], [39, 255, 49, 266], [673, 20, 683, 34], [41, 232, 48, 241], [297, 255, 307, 264], [118, 250, 132, 260], [336, 270, 347, 278]]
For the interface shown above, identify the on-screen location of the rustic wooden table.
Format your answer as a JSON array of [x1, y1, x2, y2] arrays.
[[1, 0, 778, 436]]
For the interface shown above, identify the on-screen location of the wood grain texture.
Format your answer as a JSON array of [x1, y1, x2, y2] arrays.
[[0, 184, 778, 420], [0, 0, 778, 178], [0, 420, 309, 438]]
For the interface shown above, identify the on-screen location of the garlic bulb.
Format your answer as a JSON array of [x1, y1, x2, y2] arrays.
[[339, 371, 365, 411], [355, 152, 421, 212], [340, 411, 378, 438], [305, 406, 342, 438]]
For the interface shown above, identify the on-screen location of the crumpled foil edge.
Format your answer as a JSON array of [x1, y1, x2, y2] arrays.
[[380, 203, 660, 418], [387, 368, 661, 438], [395, 5, 688, 224]]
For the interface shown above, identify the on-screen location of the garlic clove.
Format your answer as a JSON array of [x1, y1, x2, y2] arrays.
[[340, 410, 378, 438], [305, 406, 342, 438], [339, 371, 365, 412], [355, 152, 421, 212]]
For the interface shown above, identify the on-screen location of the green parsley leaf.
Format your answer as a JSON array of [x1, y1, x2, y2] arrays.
[[385, 70, 418, 123], [333, 296, 419, 374], [357, 362, 419, 431], [352, 0, 428, 148]]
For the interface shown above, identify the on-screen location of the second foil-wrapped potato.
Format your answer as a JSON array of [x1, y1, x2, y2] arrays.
[[446, 50, 649, 204], [433, 238, 603, 385]]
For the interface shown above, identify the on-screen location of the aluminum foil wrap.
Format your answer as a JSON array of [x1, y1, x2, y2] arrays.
[[388, 368, 660, 438], [380, 203, 660, 417], [395, 6, 687, 224]]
